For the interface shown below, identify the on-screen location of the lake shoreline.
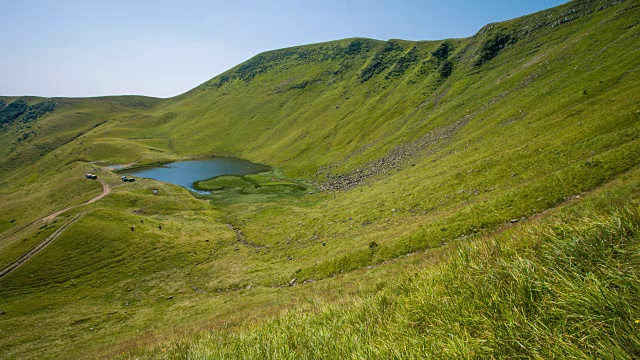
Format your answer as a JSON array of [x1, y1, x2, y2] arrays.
[[118, 157, 272, 193]]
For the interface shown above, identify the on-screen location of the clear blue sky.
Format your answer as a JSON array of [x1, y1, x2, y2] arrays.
[[0, 0, 567, 98]]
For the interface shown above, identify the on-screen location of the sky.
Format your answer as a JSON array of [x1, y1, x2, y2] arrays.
[[0, 0, 567, 98]]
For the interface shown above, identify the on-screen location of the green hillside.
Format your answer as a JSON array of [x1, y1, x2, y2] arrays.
[[1, 0, 639, 358]]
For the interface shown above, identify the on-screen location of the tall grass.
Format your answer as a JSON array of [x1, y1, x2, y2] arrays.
[[129, 206, 640, 359]]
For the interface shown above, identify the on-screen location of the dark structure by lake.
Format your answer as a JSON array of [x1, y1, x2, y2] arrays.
[[122, 157, 270, 192]]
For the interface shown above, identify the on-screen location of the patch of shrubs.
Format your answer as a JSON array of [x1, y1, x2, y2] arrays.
[[476, 30, 517, 65], [17, 132, 34, 142], [23, 100, 56, 122], [386, 46, 419, 79], [359, 41, 404, 82], [344, 39, 369, 56], [0, 100, 5, 111], [208, 74, 231, 89], [334, 39, 374, 58], [0, 99, 28, 126], [236, 54, 269, 82], [439, 60, 454, 78], [431, 42, 453, 61], [345, 40, 363, 55], [290, 79, 321, 90], [424, 42, 456, 79], [359, 61, 384, 83]]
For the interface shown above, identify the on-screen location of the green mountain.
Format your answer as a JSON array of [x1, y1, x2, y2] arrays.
[[1, 0, 639, 358]]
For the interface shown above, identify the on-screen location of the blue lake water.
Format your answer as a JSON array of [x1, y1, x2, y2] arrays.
[[121, 157, 270, 192]]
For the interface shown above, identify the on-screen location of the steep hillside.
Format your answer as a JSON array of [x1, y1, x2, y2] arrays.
[[0, 0, 639, 358]]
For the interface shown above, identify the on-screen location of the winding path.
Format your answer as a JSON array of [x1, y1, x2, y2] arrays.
[[0, 179, 110, 242], [0, 213, 84, 279], [0, 179, 111, 279]]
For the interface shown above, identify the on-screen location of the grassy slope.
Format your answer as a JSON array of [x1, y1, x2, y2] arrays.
[[0, 0, 639, 358], [126, 165, 640, 359]]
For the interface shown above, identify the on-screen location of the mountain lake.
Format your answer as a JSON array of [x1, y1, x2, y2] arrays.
[[120, 157, 271, 193]]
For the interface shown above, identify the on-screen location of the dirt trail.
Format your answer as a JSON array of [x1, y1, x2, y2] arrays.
[[0, 212, 85, 279], [0, 178, 111, 279], [0, 179, 110, 242]]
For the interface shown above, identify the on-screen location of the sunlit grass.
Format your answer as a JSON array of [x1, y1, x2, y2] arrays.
[[126, 203, 640, 359], [0, 0, 639, 358]]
